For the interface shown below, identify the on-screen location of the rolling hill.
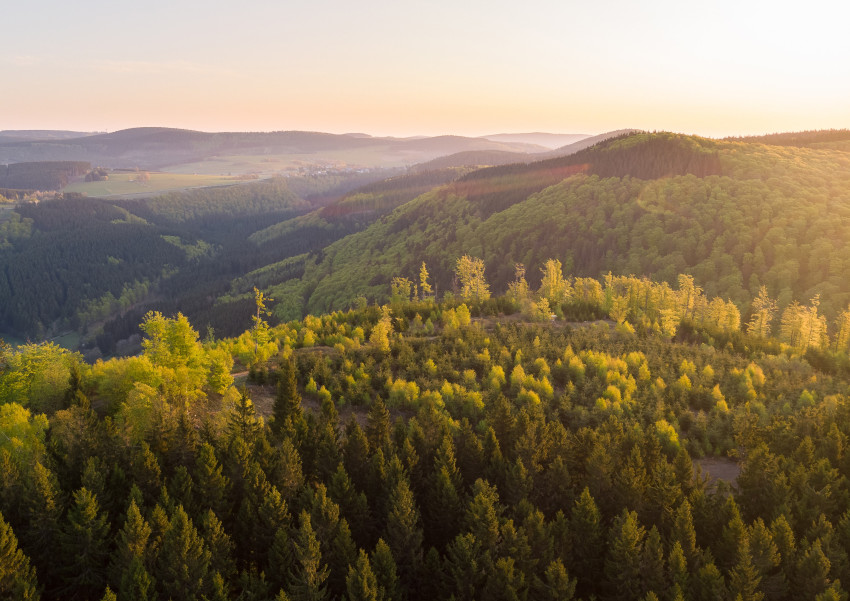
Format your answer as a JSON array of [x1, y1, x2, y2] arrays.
[[0, 127, 551, 171], [248, 131, 850, 326]]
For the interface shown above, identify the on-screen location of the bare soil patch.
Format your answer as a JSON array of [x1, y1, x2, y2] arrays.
[[697, 457, 741, 490]]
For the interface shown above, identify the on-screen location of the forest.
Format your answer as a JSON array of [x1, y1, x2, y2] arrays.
[[6, 131, 850, 363], [0, 161, 91, 191], [4, 256, 850, 600]]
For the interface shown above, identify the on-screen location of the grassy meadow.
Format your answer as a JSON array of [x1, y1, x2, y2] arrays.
[[62, 171, 242, 198]]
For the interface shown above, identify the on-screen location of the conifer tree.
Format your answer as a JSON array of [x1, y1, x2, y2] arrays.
[[425, 435, 464, 549], [729, 537, 764, 601], [156, 505, 211, 601], [59, 488, 110, 600], [100, 586, 117, 601], [691, 560, 726, 601], [200, 509, 236, 583], [109, 499, 152, 592], [569, 487, 603, 596], [794, 539, 831, 599], [346, 549, 380, 601], [603, 509, 647, 600], [641, 526, 666, 595], [0, 511, 40, 600], [22, 461, 62, 589], [465, 479, 502, 551], [118, 557, 153, 601], [671, 499, 698, 565], [288, 511, 329, 601], [366, 398, 391, 454], [273, 359, 303, 438], [532, 559, 576, 601], [371, 538, 399, 601], [228, 387, 260, 441], [268, 526, 294, 592], [385, 477, 424, 594], [443, 533, 486, 601], [193, 442, 229, 519]]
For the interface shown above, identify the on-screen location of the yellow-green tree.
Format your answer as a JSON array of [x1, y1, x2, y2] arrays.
[[253, 287, 273, 356], [539, 259, 570, 306], [369, 306, 393, 353], [419, 262, 433, 300], [455, 255, 490, 302], [780, 295, 827, 350], [391, 277, 414, 305], [833, 305, 850, 353], [747, 286, 777, 339]]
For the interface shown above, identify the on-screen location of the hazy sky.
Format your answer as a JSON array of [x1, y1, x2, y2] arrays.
[[2, 0, 849, 137]]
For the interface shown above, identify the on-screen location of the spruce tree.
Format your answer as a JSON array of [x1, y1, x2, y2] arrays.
[[155, 505, 211, 601], [346, 549, 380, 601], [288, 511, 329, 601], [603, 509, 647, 601], [272, 359, 303, 438], [443, 533, 486, 601], [59, 488, 110, 600], [569, 487, 603, 596], [0, 511, 40, 600], [366, 398, 391, 454], [371, 539, 399, 601], [109, 499, 152, 591]]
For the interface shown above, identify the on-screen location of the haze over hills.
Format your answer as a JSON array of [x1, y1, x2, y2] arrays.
[[0, 127, 552, 172], [412, 129, 639, 171], [480, 132, 590, 149], [0, 130, 100, 142]]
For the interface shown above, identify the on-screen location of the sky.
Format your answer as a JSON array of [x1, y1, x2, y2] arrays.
[[2, 0, 849, 138]]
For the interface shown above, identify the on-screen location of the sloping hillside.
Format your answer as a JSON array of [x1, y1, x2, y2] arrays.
[[258, 132, 850, 321]]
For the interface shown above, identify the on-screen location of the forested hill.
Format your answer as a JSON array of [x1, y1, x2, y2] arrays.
[[5, 274, 850, 599], [726, 129, 850, 148], [255, 131, 850, 323]]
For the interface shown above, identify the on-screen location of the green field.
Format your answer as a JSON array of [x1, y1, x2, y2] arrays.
[[62, 171, 243, 198], [163, 145, 421, 175]]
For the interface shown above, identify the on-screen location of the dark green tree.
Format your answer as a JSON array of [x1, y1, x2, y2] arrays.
[[603, 509, 647, 601], [288, 511, 329, 601], [59, 488, 110, 601], [0, 511, 40, 600], [346, 549, 380, 601], [155, 505, 211, 601], [272, 359, 303, 438]]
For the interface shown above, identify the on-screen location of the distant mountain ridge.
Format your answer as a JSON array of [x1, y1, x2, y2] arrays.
[[480, 132, 590, 149], [0, 130, 99, 142], [0, 127, 551, 169], [413, 129, 640, 170]]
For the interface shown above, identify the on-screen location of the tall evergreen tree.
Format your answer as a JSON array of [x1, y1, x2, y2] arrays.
[[371, 538, 399, 601], [272, 359, 303, 438], [603, 509, 647, 601], [384, 477, 424, 596], [346, 549, 380, 601], [155, 505, 211, 601], [0, 511, 40, 600], [288, 511, 329, 601], [59, 488, 110, 601]]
